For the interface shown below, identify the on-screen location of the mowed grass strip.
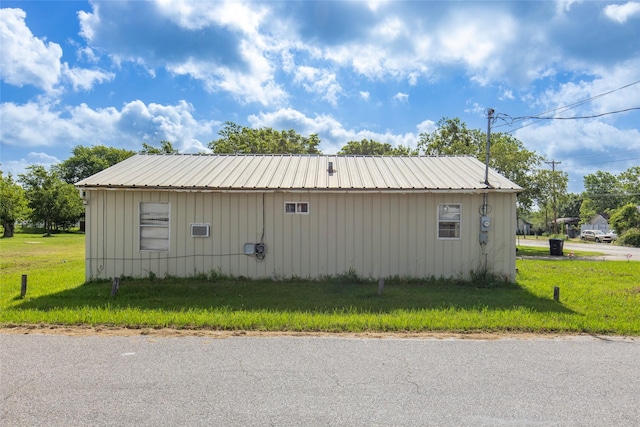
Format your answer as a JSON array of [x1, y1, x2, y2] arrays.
[[1, 232, 639, 335], [516, 245, 603, 258]]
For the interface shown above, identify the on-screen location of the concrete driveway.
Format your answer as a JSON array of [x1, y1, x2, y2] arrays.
[[516, 237, 640, 261]]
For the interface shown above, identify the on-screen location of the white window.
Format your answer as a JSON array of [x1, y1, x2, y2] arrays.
[[285, 202, 296, 213], [140, 202, 170, 251], [285, 202, 309, 214], [438, 204, 461, 239]]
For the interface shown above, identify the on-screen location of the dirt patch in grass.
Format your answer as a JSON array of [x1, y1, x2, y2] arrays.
[[1, 325, 633, 341]]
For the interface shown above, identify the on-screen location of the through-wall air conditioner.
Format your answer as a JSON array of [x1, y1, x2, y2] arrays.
[[190, 223, 210, 237]]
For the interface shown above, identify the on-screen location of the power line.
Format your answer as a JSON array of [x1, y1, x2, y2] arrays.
[[525, 79, 640, 118], [567, 148, 639, 161], [514, 107, 640, 121], [492, 79, 640, 133], [560, 157, 640, 167]]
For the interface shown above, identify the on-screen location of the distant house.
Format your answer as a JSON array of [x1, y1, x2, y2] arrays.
[[516, 218, 533, 235], [76, 154, 522, 282], [554, 217, 579, 238], [581, 213, 610, 233]]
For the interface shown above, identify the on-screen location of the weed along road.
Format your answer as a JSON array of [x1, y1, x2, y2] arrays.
[[1, 333, 639, 426]]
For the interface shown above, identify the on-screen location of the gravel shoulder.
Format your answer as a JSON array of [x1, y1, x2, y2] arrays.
[[1, 325, 637, 341]]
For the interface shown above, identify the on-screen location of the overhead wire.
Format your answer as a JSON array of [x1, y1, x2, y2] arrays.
[[492, 79, 640, 133], [489, 80, 640, 169]]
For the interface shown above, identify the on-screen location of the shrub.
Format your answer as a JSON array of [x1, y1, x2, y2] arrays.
[[609, 203, 640, 236], [620, 228, 640, 247]]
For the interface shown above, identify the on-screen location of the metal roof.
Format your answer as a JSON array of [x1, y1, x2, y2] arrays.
[[76, 154, 522, 193]]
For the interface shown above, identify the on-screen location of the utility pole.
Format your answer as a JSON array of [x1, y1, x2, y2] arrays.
[[545, 159, 561, 234], [484, 108, 494, 188]]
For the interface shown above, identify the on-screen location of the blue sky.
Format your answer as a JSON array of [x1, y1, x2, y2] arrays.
[[1, 0, 639, 193]]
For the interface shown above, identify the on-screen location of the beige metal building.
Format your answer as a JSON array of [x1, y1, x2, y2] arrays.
[[76, 154, 522, 281]]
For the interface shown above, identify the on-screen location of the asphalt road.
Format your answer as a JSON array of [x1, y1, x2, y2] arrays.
[[516, 237, 640, 261], [2, 333, 639, 426]]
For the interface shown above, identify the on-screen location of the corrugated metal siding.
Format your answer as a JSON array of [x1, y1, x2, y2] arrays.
[[77, 154, 521, 192], [84, 189, 516, 281]]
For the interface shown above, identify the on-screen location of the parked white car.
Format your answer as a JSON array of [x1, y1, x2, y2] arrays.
[[580, 230, 612, 243], [605, 231, 618, 242]]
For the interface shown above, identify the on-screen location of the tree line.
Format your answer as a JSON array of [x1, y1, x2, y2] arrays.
[[2, 119, 639, 244]]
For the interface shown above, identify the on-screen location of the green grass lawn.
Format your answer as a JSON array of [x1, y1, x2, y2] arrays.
[[1, 231, 638, 335]]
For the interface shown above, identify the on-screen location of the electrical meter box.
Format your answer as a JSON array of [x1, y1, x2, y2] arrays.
[[480, 216, 491, 232]]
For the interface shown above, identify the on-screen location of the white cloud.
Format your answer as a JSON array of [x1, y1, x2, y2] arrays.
[[167, 46, 287, 107], [499, 89, 515, 101], [0, 100, 217, 154], [416, 119, 436, 134], [374, 17, 404, 39], [27, 152, 60, 164], [1, 7, 120, 95], [604, 2, 640, 23], [247, 108, 419, 153], [155, 0, 267, 35], [532, 59, 640, 117], [76, 46, 100, 63], [555, 0, 583, 15], [393, 92, 409, 103], [515, 119, 640, 191], [0, 8, 63, 92], [315, 6, 528, 88], [1, 152, 61, 178], [359, 91, 370, 100], [79, 1, 285, 106], [0, 102, 80, 146], [77, 7, 98, 41], [464, 102, 486, 116], [62, 64, 115, 91], [516, 120, 638, 156], [293, 66, 343, 106]]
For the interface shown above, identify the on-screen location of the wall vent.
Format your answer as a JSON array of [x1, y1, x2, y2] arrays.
[[190, 223, 210, 237]]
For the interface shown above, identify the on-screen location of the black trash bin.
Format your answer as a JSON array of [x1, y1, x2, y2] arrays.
[[549, 238, 564, 256]]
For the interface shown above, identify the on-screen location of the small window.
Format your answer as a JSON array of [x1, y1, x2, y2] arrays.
[[191, 223, 210, 237], [285, 202, 309, 214], [140, 202, 170, 251], [438, 204, 461, 239], [285, 203, 297, 213]]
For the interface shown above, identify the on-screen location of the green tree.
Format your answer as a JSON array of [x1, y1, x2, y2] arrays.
[[618, 166, 640, 205], [579, 198, 598, 226], [140, 140, 179, 154], [583, 171, 623, 213], [418, 117, 543, 212], [53, 182, 85, 231], [558, 193, 582, 218], [19, 166, 83, 235], [0, 171, 31, 237], [338, 139, 417, 155], [56, 145, 136, 184], [609, 203, 640, 235], [209, 122, 321, 154], [530, 169, 569, 233], [418, 117, 480, 156]]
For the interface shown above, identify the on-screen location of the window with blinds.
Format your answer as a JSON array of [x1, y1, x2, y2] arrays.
[[438, 204, 461, 239], [140, 202, 170, 251]]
